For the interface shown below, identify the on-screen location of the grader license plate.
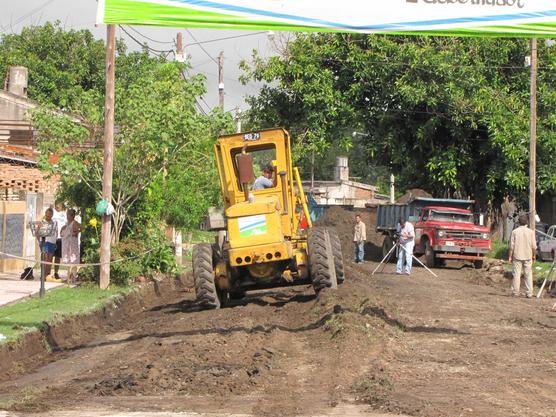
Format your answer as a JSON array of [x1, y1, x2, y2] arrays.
[[239, 215, 268, 237]]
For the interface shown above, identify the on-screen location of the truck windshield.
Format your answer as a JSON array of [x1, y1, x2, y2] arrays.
[[430, 210, 473, 224]]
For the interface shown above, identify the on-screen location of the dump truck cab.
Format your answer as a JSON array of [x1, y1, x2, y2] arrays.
[[192, 128, 345, 309]]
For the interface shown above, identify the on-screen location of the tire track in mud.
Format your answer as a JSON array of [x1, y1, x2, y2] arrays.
[[0, 280, 386, 416]]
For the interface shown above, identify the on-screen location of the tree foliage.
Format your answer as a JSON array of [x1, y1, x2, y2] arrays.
[[242, 34, 556, 207], [0, 22, 106, 109], [1, 23, 233, 242]]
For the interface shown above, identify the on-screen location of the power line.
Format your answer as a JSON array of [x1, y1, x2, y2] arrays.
[[185, 29, 218, 65], [118, 25, 173, 55], [124, 25, 175, 45], [185, 31, 268, 47], [13, 0, 55, 26]]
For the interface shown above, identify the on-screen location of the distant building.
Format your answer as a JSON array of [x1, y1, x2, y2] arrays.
[[303, 156, 387, 209], [0, 66, 58, 272]]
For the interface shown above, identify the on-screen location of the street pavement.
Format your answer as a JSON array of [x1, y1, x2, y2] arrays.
[[0, 271, 63, 307]]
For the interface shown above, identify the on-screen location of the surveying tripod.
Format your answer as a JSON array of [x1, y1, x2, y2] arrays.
[[372, 237, 438, 278], [537, 255, 556, 299]]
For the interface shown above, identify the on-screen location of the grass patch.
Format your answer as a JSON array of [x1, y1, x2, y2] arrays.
[[0, 284, 131, 344], [189, 229, 215, 244], [490, 239, 509, 260], [533, 261, 554, 284], [0, 386, 47, 412]]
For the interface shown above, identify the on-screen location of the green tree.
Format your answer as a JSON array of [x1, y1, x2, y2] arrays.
[[242, 34, 556, 209], [2, 23, 232, 242], [0, 22, 106, 109], [33, 59, 231, 241]]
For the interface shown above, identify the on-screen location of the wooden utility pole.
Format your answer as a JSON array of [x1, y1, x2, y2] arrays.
[[235, 107, 242, 133], [218, 51, 224, 109], [176, 32, 184, 62], [99, 24, 116, 290], [529, 38, 538, 231]]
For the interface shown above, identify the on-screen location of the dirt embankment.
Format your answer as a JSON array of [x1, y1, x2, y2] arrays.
[[315, 206, 384, 261], [1, 208, 555, 417], [0, 271, 395, 416]]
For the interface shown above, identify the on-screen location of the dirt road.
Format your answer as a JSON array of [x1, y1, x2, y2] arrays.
[[1, 250, 555, 416]]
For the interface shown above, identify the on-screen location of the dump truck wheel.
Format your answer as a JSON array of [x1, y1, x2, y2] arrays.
[[382, 236, 396, 263], [308, 227, 338, 293], [328, 229, 345, 284], [193, 243, 221, 309], [424, 240, 436, 269], [473, 260, 484, 269]]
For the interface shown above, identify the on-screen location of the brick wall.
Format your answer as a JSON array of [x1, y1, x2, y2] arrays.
[[0, 162, 58, 194], [354, 186, 374, 200]]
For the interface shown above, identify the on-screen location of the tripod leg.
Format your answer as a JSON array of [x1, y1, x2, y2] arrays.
[[377, 243, 398, 274], [537, 259, 556, 298], [372, 242, 398, 276], [399, 243, 438, 278]]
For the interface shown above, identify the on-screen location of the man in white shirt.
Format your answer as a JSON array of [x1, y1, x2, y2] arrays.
[[253, 165, 274, 190], [396, 217, 415, 275]]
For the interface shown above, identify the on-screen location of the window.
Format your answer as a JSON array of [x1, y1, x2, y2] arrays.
[[232, 145, 277, 190], [430, 210, 473, 224]]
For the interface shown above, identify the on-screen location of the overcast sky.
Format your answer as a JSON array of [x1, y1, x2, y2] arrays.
[[1, 0, 278, 114]]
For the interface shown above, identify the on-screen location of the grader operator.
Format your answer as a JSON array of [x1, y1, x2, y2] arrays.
[[192, 128, 345, 308]]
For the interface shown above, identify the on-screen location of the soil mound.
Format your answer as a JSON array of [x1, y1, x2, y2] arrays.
[[397, 188, 432, 204], [314, 206, 384, 261]]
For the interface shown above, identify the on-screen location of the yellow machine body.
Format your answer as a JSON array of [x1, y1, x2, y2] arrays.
[[214, 128, 311, 285]]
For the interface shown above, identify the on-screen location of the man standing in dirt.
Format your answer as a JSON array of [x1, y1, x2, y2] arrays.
[[353, 214, 366, 263], [396, 217, 415, 275], [509, 214, 537, 298]]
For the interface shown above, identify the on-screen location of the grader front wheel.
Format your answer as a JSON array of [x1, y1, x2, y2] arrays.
[[328, 229, 345, 284], [193, 243, 221, 309], [308, 227, 338, 293]]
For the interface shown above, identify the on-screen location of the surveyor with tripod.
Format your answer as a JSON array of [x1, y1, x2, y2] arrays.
[[396, 217, 415, 275]]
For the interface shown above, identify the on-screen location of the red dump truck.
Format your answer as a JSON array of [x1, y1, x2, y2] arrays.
[[377, 198, 491, 268]]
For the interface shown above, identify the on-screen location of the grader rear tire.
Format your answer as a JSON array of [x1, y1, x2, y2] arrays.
[[193, 243, 221, 309], [328, 229, 345, 284], [308, 227, 338, 293]]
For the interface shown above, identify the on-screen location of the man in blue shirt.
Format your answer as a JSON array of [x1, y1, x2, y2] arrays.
[[253, 165, 274, 190]]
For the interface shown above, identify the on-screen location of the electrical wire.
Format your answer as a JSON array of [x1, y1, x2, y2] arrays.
[[124, 25, 175, 45], [185, 29, 218, 64], [10, 0, 55, 28], [118, 25, 174, 55], [185, 31, 268, 47]]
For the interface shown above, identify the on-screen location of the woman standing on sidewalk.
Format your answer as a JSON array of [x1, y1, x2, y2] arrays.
[[61, 209, 81, 283], [37, 207, 58, 280]]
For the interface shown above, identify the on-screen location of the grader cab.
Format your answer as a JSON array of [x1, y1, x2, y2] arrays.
[[192, 128, 344, 308]]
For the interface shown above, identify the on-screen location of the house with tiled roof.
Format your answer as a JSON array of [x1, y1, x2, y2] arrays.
[[0, 66, 58, 272]]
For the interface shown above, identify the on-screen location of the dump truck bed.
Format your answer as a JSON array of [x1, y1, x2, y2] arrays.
[[376, 198, 475, 231]]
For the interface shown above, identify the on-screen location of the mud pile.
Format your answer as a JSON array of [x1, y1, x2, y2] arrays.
[[314, 206, 384, 261], [397, 188, 432, 204]]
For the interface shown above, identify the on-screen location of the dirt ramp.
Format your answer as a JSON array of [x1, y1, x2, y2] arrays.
[[314, 206, 384, 261]]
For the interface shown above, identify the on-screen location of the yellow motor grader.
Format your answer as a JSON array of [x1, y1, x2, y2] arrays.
[[192, 128, 344, 308]]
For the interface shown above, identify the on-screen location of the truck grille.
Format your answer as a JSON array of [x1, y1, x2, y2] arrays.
[[445, 230, 482, 240]]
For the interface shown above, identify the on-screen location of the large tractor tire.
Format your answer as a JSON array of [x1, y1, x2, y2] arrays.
[[328, 228, 345, 284], [193, 243, 221, 309], [308, 227, 338, 293]]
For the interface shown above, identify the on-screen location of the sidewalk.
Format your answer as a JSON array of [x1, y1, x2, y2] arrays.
[[0, 271, 64, 307]]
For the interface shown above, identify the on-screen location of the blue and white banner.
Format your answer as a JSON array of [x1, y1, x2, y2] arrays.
[[97, 0, 556, 37]]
